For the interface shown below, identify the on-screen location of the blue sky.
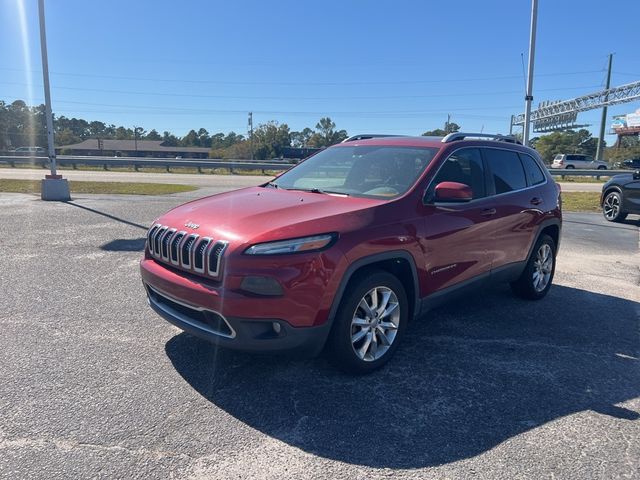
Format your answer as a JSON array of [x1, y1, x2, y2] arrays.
[[2, 0, 639, 142]]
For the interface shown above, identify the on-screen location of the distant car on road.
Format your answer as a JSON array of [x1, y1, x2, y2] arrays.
[[14, 146, 46, 156], [614, 158, 640, 170], [601, 170, 640, 222], [552, 154, 607, 170]]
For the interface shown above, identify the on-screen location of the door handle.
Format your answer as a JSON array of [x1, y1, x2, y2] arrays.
[[530, 197, 542, 206], [481, 208, 496, 217]]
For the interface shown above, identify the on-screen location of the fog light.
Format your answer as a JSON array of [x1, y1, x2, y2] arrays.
[[272, 322, 281, 334], [240, 276, 283, 296]]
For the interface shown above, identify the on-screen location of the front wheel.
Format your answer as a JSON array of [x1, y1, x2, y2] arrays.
[[597, 165, 607, 170], [511, 234, 556, 300], [602, 191, 628, 222], [327, 271, 408, 374]]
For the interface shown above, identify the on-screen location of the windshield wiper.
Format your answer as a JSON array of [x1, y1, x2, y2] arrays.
[[285, 187, 349, 196], [264, 182, 279, 189]]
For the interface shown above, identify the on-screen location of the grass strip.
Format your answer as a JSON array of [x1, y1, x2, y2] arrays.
[[562, 192, 601, 212], [0, 179, 197, 195]]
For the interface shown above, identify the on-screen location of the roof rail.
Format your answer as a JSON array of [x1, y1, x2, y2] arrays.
[[342, 134, 406, 143], [441, 132, 521, 144]]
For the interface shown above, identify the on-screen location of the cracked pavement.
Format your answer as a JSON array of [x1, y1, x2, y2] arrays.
[[0, 190, 638, 479]]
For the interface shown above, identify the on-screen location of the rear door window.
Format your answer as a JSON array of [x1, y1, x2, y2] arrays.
[[519, 153, 546, 186], [483, 148, 527, 194]]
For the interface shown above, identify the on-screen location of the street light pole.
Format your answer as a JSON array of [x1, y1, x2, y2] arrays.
[[522, 0, 538, 146], [595, 53, 613, 161], [38, 0, 56, 175], [38, 0, 69, 200]]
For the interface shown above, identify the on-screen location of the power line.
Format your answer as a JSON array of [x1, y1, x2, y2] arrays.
[[0, 66, 606, 86], [0, 81, 603, 101]]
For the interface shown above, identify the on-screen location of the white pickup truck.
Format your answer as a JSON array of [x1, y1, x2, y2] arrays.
[[551, 154, 608, 169]]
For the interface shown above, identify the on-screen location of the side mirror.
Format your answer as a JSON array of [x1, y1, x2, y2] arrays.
[[434, 181, 473, 202], [634, 170, 640, 180]]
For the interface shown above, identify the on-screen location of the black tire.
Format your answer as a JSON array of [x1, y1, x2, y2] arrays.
[[602, 191, 628, 223], [511, 234, 556, 300], [565, 165, 575, 169], [597, 165, 607, 170], [327, 270, 408, 374]]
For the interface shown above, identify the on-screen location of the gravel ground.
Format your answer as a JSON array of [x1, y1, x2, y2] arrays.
[[0, 191, 638, 479]]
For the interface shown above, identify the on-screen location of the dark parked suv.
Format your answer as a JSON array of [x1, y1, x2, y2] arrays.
[[141, 133, 562, 373]]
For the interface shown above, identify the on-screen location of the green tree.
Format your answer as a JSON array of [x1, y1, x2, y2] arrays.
[[145, 129, 162, 141], [115, 126, 133, 140], [56, 128, 80, 146], [422, 122, 460, 137], [308, 117, 347, 147], [290, 127, 314, 147], [162, 131, 179, 146], [250, 121, 291, 159], [181, 129, 200, 147]]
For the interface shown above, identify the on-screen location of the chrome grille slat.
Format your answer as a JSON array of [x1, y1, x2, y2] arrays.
[[153, 226, 168, 258], [170, 231, 186, 265], [207, 241, 228, 277], [161, 228, 177, 261], [193, 238, 212, 273], [181, 234, 199, 269], [147, 224, 160, 255]]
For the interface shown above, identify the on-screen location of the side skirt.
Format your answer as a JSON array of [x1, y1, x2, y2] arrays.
[[418, 261, 526, 315]]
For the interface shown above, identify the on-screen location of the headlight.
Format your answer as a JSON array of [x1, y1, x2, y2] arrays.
[[244, 233, 336, 255]]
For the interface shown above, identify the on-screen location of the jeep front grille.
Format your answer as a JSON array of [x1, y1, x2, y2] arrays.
[[147, 224, 228, 278]]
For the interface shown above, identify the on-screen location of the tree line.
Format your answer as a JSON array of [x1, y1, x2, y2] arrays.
[[2, 99, 638, 161], [0, 99, 349, 160]]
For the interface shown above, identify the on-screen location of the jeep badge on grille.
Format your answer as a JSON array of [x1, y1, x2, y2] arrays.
[[184, 221, 200, 229]]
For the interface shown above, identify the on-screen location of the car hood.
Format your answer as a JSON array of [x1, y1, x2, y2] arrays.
[[606, 173, 635, 186], [155, 186, 385, 247]]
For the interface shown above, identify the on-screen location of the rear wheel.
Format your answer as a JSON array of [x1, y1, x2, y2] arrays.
[[511, 234, 556, 300], [565, 165, 575, 169], [597, 165, 607, 170], [602, 191, 628, 222], [328, 271, 408, 374]]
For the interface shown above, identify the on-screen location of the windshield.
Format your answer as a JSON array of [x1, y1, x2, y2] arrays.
[[271, 145, 438, 198]]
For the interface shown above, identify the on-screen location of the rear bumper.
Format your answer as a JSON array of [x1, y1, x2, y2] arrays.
[[141, 265, 332, 355]]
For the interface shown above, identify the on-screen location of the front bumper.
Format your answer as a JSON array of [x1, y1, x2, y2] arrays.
[[145, 284, 331, 355], [140, 257, 335, 355]]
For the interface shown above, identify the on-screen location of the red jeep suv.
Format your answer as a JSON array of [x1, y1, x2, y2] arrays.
[[140, 133, 561, 373]]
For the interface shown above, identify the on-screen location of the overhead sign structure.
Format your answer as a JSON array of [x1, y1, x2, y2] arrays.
[[512, 80, 640, 132]]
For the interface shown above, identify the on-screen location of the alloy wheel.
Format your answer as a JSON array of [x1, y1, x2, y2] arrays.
[[532, 243, 553, 292], [603, 193, 620, 220], [350, 286, 400, 362]]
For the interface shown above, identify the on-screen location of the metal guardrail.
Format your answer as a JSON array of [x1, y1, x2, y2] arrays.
[[547, 168, 631, 177], [0, 156, 635, 178], [0, 155, 293, 174]]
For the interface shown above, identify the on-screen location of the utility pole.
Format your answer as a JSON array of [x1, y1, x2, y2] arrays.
[[509, 115, 515, 135], [248, 112, 254, 160], [445, 113, 450, 133], [133, 125, 138, 154], [595, 53, 613, 161], [38, 0, 69, 200], [522, 0, 538, 146]]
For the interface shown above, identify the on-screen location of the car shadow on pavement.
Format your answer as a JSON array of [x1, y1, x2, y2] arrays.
[[100, 238, 147, 252], [165, 284, 639, 469]]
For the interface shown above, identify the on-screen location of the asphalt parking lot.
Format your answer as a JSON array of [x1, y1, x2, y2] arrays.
[[0, 190, 638, 479]]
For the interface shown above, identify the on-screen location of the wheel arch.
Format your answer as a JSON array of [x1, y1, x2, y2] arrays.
[[528, 218, 562, 260], [327, 251, 420, 328], [601, 186, 623, 206]]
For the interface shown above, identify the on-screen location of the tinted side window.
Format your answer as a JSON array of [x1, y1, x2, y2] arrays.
[[432, 148, 485, 199], [484, 148, 527, 194], [519, 153, 546, 186]]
